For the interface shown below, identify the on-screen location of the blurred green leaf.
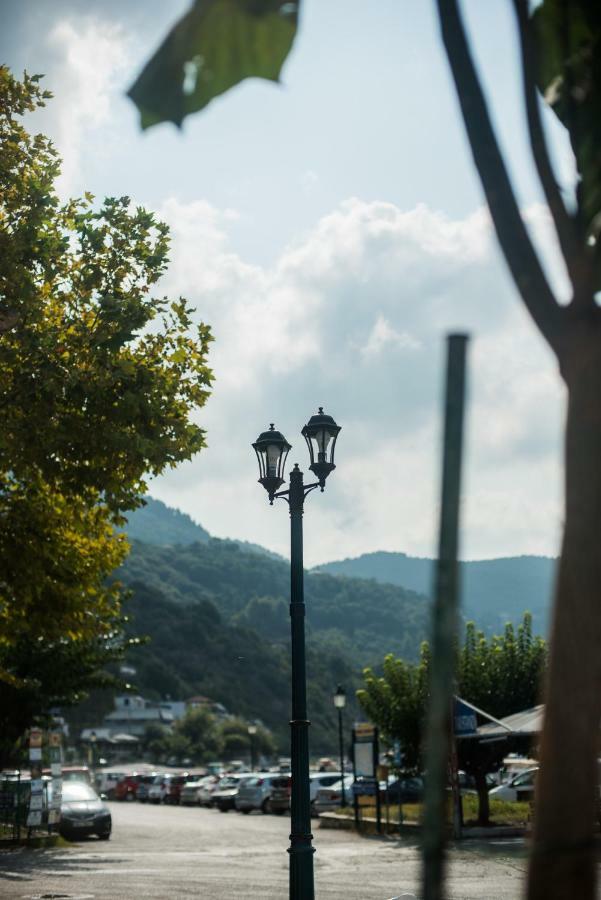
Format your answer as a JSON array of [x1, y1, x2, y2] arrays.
[[128, 0, 300, 129], [532, 1, 601, 241]]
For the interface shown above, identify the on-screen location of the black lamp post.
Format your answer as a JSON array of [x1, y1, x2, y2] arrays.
[[89, 731, 97, 772], [248, 723, 257, 771], [253, 408, 341, 900], [333, 685, 347, 808]]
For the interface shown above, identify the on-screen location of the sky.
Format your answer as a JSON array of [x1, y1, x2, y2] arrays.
[[0, 0, 574, 565]]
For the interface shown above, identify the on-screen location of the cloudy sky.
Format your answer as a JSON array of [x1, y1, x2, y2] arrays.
[[1, 0, 573, 565]]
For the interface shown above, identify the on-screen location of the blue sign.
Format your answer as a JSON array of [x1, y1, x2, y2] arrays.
[[453, 698, 478, 736]]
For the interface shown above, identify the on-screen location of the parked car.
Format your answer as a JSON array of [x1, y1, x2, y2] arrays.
[[115, 774, 142, 802], [197, 775, 221, 807], [386, 776, 425, 804], [489, 767, 538, 803], [148, 773, 173, 804], [95, 770, 126, 800], [181, 775, 217, 807], [269, 775, 292, 814], [136, 774, 158, 803], [164, 774, 190, 805], [313, 775, 355, 815], [235, 774, 281, 814], [212, 774, 252, 812], [268, 772, 342, 815], [54, 779, 112, 841]]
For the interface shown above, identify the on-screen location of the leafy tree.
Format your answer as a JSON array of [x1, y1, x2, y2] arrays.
[[217, 716, 275, 762], [127, 4, 601, 895], [0, 68, 213, 759], [175, 707, 223, 763], [358, 614, 546, 824]]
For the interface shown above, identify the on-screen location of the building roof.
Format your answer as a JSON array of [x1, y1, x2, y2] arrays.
[[458, 704, 544, 741]]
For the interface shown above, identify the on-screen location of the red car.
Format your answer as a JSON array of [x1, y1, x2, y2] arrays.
[[164, 774, 191, 805], [115, 774, 141, 801]]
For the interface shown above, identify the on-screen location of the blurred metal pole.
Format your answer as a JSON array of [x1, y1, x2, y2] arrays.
[[422, 334, 469, 900]]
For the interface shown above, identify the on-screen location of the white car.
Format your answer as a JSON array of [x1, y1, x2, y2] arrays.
[[489, 766, 538, 802], [180, 775, 218, 806], [313, 775, 355, 814]]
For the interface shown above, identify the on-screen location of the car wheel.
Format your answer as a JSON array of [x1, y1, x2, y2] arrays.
[[274, 808, 285, 815], [218, 806, 228, 813], [97, 832, 111, 841], [241, 808, 251, 815], [261, 799, 271, 815], [125, 792, 135, 802]]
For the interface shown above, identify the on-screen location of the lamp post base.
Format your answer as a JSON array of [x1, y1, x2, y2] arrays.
[[288, 840, 315, 900]]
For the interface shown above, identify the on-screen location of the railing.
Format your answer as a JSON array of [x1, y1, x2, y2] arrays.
[[0, 772, 53, 841]]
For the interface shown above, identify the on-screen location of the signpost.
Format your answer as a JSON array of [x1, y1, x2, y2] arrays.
[[352, 723, 381, 833]]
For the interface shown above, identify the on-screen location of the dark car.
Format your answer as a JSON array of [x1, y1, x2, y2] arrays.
[[269, 775, 292, 814], [212, 774, 252, 812], [56, 780, 112, 840], [164, 774, 190, 805], [386, 776, 424, 804]]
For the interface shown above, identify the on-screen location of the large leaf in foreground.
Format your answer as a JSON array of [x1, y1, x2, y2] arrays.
[[532, 0, 601, 242], [128, 0, 300, 129]]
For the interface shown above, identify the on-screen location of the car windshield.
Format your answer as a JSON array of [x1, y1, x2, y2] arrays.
[[61, 782, 98, 802]]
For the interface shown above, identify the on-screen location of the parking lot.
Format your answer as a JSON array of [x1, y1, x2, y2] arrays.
[[0, 799, 534, 899]]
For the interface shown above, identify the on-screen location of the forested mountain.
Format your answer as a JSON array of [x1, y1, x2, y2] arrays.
[[119, 539, 430, 663], [115, 537, 431, 753], [107, 499, 552, 753], [124, 497, 210, 545], [314, 551, 556, 633]]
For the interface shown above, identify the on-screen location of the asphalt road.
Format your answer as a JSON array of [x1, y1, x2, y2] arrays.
[[0, 801, 529, 899]]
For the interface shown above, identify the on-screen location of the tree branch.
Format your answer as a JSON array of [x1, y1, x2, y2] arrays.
[[436, 0, 564, 354], [513, 0, 592, 302]]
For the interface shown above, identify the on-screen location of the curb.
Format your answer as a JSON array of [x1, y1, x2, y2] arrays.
[[318, 813, 528, 840]]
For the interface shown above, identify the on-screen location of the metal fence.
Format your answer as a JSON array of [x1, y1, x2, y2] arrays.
[[0, 773, 52, 841]]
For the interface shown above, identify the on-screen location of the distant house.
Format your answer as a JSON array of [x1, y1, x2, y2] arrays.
[[102, 695, 175, 737], [186, 696, 230, 719]]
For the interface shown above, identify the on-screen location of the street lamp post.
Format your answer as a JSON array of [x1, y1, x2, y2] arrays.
[[333, 685, 347, 808], [89, 731, 97, 773], [248, 723, 258, 771], [253, 408, 341, 900]]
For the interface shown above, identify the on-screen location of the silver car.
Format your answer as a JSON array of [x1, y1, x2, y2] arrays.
[[235, 774, 281, 814]]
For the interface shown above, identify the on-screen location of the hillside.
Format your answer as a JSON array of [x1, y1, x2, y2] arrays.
[[314, 552, 556, 633], [124, 497, 210, 545], [119, 539, 431, 663]]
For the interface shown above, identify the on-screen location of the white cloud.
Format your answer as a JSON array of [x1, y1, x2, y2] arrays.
[[150, 196, 564, 566], [45, 19, 130, 195]]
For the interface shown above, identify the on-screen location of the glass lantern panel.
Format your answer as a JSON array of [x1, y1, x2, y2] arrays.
[[266, 443, 281, 476]]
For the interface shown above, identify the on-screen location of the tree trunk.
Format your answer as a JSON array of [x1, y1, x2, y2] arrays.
[[527, 326, 601, 900], [475, 769, 490, 826]]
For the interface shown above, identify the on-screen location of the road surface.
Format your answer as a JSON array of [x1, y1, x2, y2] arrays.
[[0, 801, 528, 899]]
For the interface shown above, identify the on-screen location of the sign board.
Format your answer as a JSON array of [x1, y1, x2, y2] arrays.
[[354, 722, 375, 739], [29, 728, 43, 749], [354, 741, 376, 778], [453, 698, 478, 737], [26, 810, 42, 827], [49, 732, 62, 748]]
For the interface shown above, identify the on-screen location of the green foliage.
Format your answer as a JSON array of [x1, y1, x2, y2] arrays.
[[128, 0, 300, 129], [119, 538, 431, 662], [0, 66, 213, 512], [0, 69, 213, 757], [533, 1, 601, 249], [357, 613, 546, 770]]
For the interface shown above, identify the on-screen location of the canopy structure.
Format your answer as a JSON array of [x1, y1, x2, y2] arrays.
[[454, 700, 544, 742]]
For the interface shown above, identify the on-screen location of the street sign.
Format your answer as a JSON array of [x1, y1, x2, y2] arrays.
[[453, 698, 478, 736]]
